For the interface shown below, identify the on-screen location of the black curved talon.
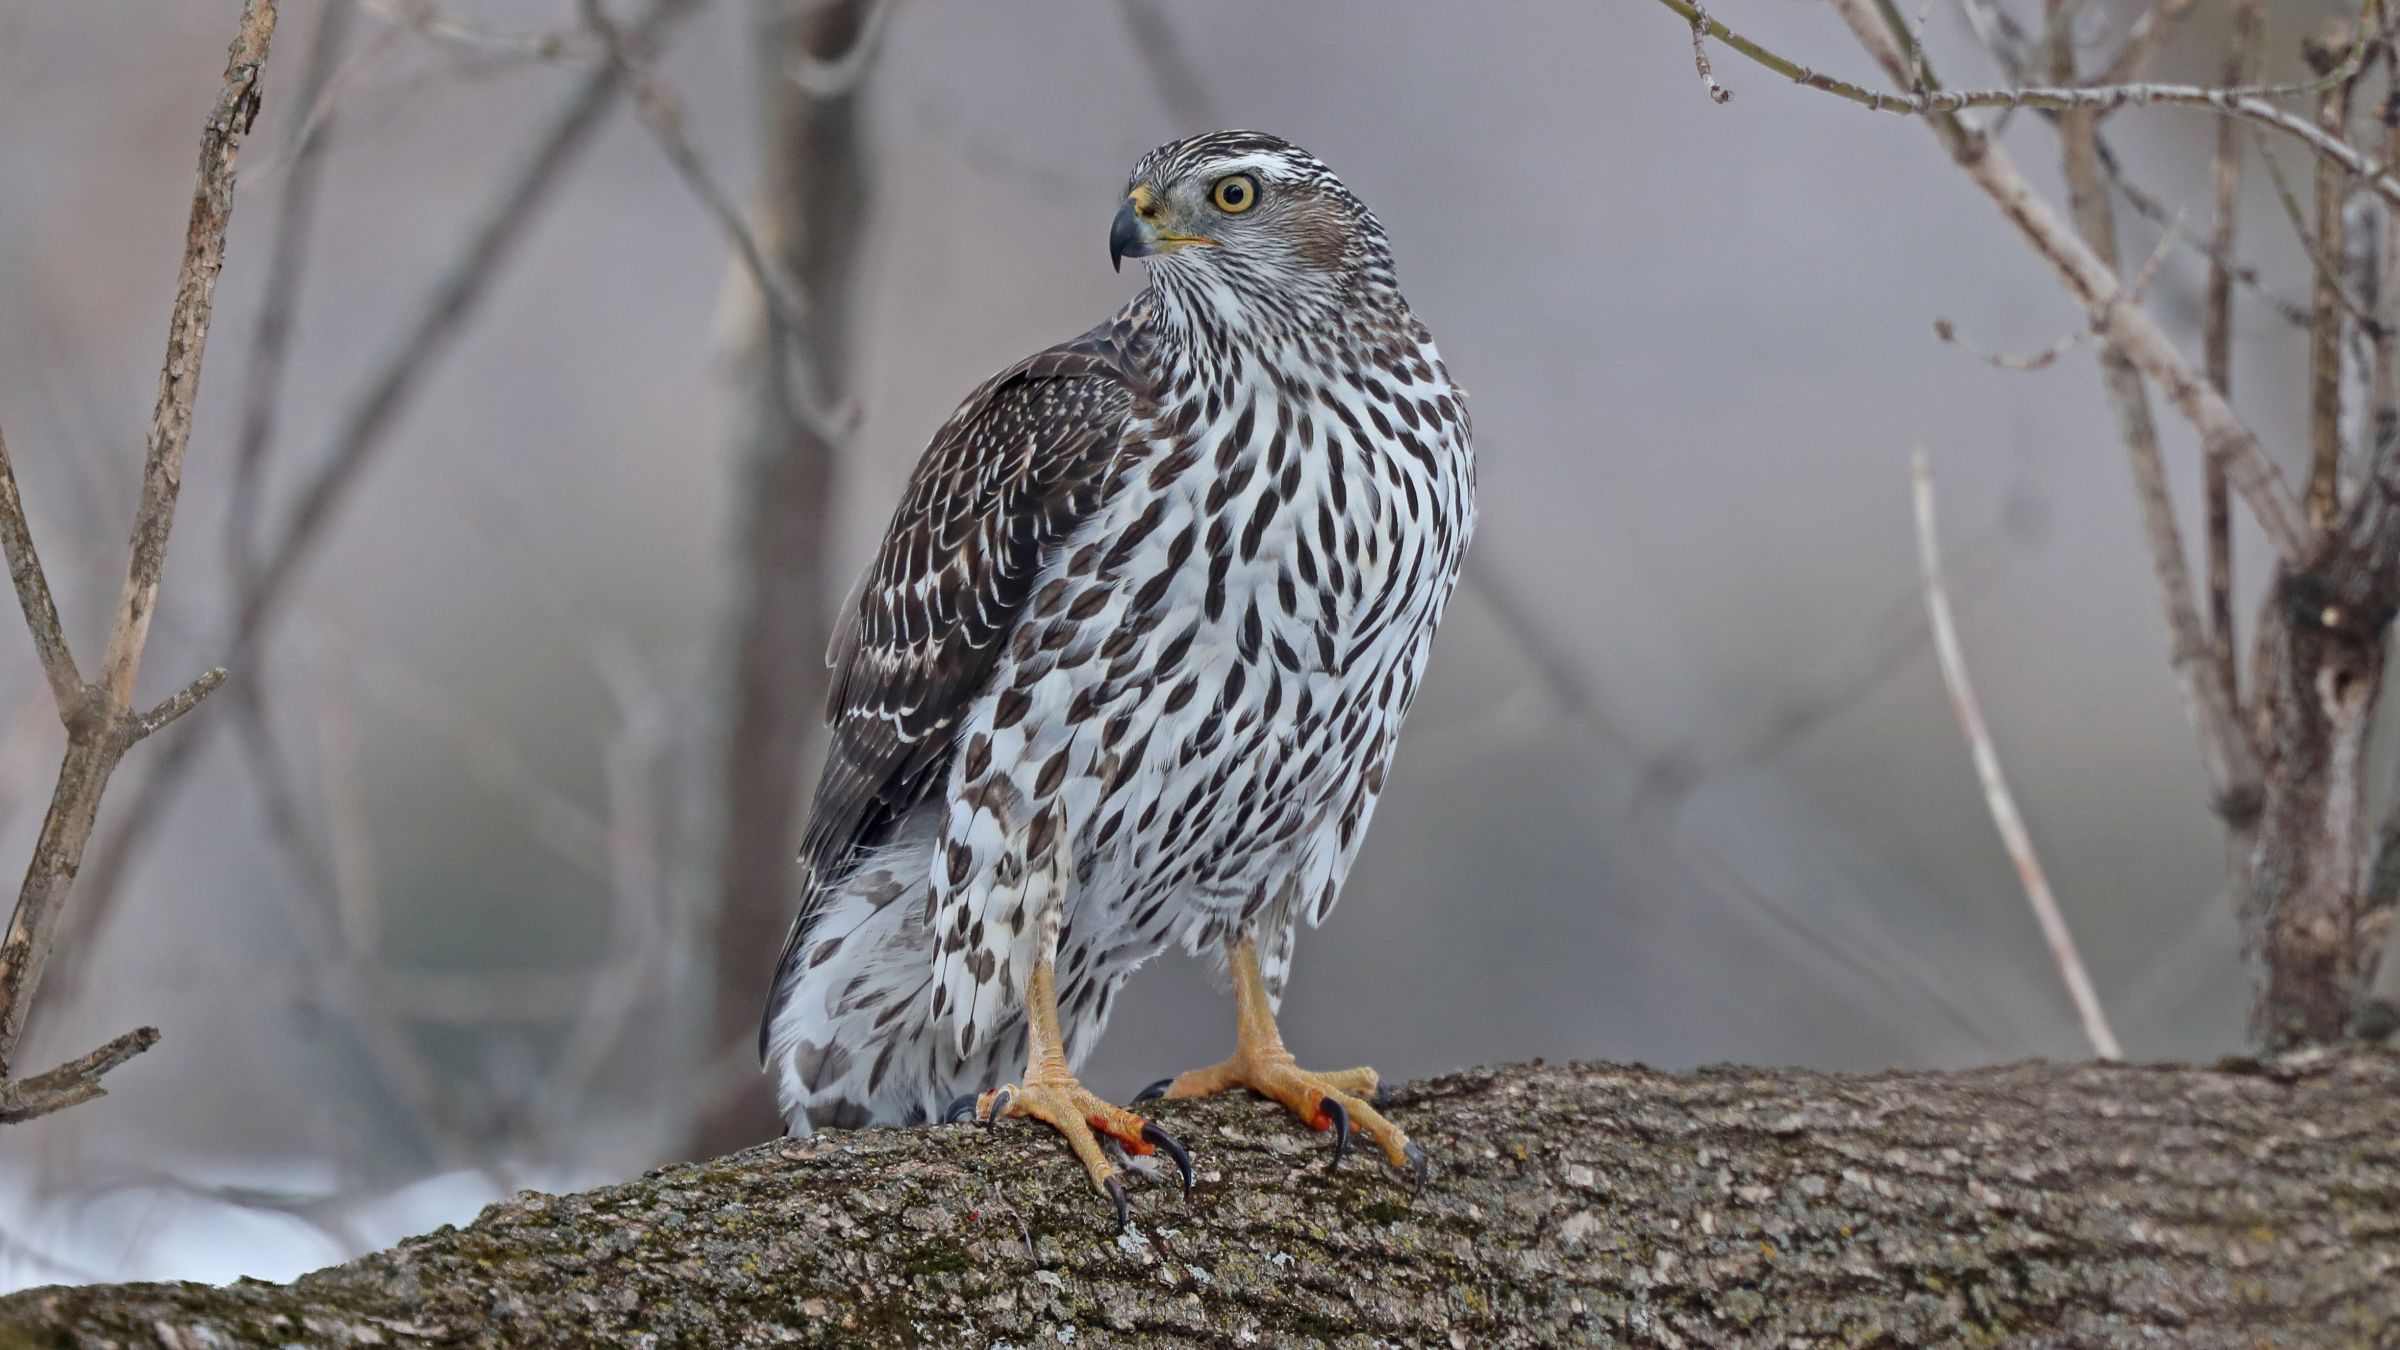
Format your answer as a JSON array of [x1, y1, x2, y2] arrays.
[[943, 1092, 981, 1124], [1134, 1077, 1175, 1103], [1403, 1141, 1430, 1197], [1142, 1121, 1194, 1192], [1320, 1095, 1351, 1167], [1104, 1174, 1130, 1231]]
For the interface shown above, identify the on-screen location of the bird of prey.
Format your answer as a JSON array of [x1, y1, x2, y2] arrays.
[[761, 131, 1473, 1223]]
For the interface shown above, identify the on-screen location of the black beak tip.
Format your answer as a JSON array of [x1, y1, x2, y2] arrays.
[[1109, 200, 1148, 274]]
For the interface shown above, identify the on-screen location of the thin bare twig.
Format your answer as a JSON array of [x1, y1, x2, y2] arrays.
[[0, 1025, 160, 1124], [2256, 127, 2382, 332], [130, 668, 228, 743], [1903, 0, 1936, 98], [1911, 449, 2121, 1061], [2047, 10, 2261, 822], [1956, 0, 2031, 81], [1933, 316, 2093, 371], [230, 0, 356, 589], [355, 0, 583, 61], [2368, 98, 2400, 465], [2204, 0, 2264, 708], [0, 425, 83, 716], [0, 1, 278, 1106], [579, 0, 850, 442], [2309, 29, 2365, 529], [2339, 192, 2391, 487], [2094, 135, 2310, 328], [1647, 0, 2400, 213], [2098, 0, 2201, 87], [1929, 212, 2183, 373], [1815, 0, 2314, 562], [1688, 1, 1733, 104]]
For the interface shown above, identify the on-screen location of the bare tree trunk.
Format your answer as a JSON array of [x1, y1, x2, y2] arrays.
[[10, 1053, 2399, 1346], [2231, 20, 2395, 1051], [693, 0, 875, 1156], [2242, 445, 2400, 1046]]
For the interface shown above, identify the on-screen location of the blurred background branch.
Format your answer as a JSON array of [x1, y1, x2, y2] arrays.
[[688, 0, 882, 1157], [50, 0, 706, 1016]]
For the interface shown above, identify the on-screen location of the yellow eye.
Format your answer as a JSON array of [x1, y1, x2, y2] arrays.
[[1211, 174, 1259, 214]]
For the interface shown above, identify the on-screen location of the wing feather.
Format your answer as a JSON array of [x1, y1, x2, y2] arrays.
[[760, 320, 1144, 1053]]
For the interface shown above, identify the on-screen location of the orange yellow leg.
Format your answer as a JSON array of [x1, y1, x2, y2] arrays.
[[1139, 938, 1427, 1191], [949, 958, 1191, 1228]]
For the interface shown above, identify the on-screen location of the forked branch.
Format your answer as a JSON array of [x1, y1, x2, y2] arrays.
[[1663, 0, 2399, 208], [0, 0, 277, 1117]]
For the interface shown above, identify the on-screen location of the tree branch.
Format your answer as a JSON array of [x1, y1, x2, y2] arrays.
[[230, 0, 702, 663], [689, 0, 879, 1157], [1912, 450, 2120, 1059], [7, 1054, 2398, 1342], [128, 667, 228, 743], [0, 0, 278, 1093], [2204, 0, 2265, 710], [579, 0, 848, 441], [2097, 0, 2200, 87], [2047, 3, 2262, 824], [0, 1025, 158, 1125], [2308, 27, 2365, 530], [92, 3, 275, 717], [0, 422, 84, 717], [1651, 0, 2398, 208], [1792, 0, 2315, 562], [227, 0, 355, 590]]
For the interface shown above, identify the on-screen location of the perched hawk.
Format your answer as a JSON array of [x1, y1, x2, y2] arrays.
[[762, 131, 1473, 1222]]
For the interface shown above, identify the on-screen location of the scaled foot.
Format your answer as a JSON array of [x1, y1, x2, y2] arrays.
[[1137, 941, 1428, 1193]]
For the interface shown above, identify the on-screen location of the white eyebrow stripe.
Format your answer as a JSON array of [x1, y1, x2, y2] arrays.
[[1196, 153, 1304, 181]]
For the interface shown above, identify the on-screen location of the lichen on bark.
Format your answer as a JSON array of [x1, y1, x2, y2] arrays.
[[6, 1051, 2398, 1347]]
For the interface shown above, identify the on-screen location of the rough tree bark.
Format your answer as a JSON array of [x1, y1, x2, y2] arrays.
[[7, 1053, 2397, 1347]]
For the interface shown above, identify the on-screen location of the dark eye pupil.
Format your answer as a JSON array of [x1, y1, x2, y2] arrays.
[[1223, 181, 1247, 205]]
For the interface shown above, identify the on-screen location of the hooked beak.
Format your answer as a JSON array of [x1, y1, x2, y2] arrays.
[[1110, 197, 1150, 273], [1109, 184, 1212, 273]]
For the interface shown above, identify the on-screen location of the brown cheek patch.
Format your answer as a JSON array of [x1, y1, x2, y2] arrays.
[[1286, 203, 1353, 270]]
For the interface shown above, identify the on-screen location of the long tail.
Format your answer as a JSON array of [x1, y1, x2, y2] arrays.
[[761, 813, 1024, 1134]]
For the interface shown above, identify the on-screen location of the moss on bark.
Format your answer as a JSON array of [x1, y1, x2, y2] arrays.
[[6, 1051, 2398, 1347]]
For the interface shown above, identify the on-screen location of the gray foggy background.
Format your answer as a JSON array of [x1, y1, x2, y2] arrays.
[[0, 0, 2370, 1287]]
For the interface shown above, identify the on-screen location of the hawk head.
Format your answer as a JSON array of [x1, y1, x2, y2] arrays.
[[1110, 132, 1389, 306]]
